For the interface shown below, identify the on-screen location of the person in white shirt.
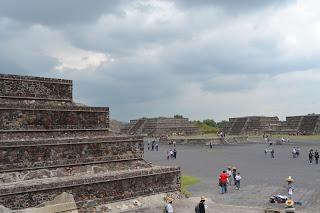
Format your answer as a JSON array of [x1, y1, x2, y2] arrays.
[[226, 167, 232, 185], [235, 173, 241, 189], [164, 197, 174, 213]]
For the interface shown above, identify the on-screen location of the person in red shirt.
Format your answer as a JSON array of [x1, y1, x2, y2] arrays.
[[219, 170, 228, 194]]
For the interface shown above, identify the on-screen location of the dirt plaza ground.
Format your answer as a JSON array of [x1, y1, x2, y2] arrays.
[[144, 139, 320, 212]]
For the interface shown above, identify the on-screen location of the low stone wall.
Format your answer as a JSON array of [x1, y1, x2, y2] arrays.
[[0, 167, 180, 210], [0, 139, 144, 171], [168, 136, 248, 145]]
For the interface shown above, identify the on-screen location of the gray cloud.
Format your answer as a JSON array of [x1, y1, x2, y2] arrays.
[[0, 0, 126, 26], [1, 0, 320, 121]]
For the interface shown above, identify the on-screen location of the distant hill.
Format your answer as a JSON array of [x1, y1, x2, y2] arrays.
[[109, 119, 127, 133]]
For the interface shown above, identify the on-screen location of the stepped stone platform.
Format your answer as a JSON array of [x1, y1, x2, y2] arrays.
[[0, 74, 180, 211], [121, 117, 199, 136], [266, 115, 320, 135], [223, 116, 279, 135]]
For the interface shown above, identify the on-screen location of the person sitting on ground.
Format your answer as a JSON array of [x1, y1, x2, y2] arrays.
[[195, 196, 206, 213]]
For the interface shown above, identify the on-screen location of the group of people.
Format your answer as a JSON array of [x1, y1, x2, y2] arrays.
[[164, 196, 207, 213], [264, 148, 275, 158], [167, 149, 177, 160], [218, 166, 241, 194], [308, 149, 319, 164], [147, 140, 159, 151]]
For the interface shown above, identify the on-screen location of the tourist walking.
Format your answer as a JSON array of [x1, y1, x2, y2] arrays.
[[195, 196, 206, 213], [209, 141, 213, 149], [227, 167, 232, 185], [315, 150, 319, 164], [235, 172, 241, 190], [155, 143, 159, 151], [151, 141, 155, 151], [164, 197, 174, 213], [271, 149, 275, 158], [296, 147, 300, 157], [309, 150, 313, 164], [286, 176, 294, 200], [232, 167, 237, 185], [292, 148, 296, 158], [219, 170, 228, 194], [167, 150, 170, 160], [170, 149, 174, 159], [173, 149, 177, 159]]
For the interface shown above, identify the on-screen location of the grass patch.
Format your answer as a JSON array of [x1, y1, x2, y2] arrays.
[[181, 175, 200, 197], [193, 122, 218, 134]]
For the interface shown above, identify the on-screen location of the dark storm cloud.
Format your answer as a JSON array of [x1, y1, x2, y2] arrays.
[[0, 0, 127, 26]]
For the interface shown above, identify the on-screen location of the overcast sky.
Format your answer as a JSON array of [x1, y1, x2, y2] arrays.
[[1, 0, 320, 122]]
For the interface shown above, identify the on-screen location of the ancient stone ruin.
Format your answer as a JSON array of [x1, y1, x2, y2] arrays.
[[0, 74, 180, 211], [222, 116, 280, 135], [121, 117, 199, 136], [266, 114, 320, 135], [222, 115, 320, 135]]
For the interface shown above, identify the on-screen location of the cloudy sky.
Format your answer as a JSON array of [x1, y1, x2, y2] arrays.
[[1, 0, 320, 122]]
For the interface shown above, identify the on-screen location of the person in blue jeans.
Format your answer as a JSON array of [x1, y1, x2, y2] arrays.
[[219, 170, 228, 194]]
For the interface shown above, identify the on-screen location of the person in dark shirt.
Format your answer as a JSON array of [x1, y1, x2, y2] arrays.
[[195, 196, 206, 213], [315, 150, 319, 164]]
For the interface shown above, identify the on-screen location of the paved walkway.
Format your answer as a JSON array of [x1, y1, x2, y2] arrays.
[[145, 140, 320, 212]]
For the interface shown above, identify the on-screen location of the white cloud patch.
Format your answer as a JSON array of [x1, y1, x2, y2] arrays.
[[53, 48, 112, 72]]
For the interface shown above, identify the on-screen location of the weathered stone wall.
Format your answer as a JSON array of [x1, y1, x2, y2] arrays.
[[0, 129, 111, 140], [0, 108, 108, 130], [0, 74, 72, 101], [0, 139, 144, 171], [0, 167, 180, 210], [0, 160, 151, 183]]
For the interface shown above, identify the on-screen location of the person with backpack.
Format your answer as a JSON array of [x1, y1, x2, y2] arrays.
[[164, 197, 174, 213], [195, 196, 206, 213], [315, 150, 319, 164]]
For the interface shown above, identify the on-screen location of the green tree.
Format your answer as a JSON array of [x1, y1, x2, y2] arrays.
[[203, 119, 217, 127], [217, 120, 228, 129]]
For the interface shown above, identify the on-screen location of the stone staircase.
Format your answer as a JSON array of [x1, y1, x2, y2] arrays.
[[228, 118, 248, 135], [298, 115, 320, 134]]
